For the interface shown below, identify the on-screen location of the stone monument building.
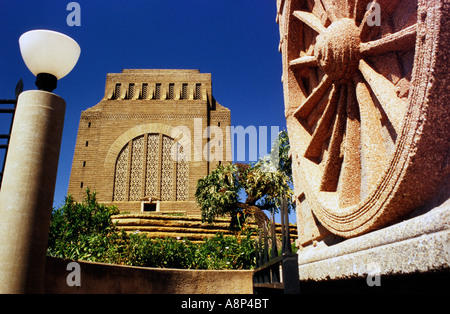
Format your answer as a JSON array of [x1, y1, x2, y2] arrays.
[[68, 69, 231, 215]]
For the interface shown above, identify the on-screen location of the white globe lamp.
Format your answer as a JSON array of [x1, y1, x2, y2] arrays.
[[19, 30, 80, 92]]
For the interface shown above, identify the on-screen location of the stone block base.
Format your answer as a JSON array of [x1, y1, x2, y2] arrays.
[[298, 193, 449, 291]]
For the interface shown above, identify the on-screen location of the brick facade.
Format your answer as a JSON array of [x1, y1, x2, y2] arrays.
[[68, 69, 231, 215]]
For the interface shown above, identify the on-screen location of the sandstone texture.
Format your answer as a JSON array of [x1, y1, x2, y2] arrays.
[[277, 0, 449, 239], [276, 0, 449, 280], [68, 69, 231, 215]]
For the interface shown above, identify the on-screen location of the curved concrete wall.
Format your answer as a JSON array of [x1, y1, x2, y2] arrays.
[[44, 257, 253, 294]]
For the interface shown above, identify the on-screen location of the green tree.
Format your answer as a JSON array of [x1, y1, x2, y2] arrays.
[[272, 128, 291, 179], [196, 130, 293, 227]]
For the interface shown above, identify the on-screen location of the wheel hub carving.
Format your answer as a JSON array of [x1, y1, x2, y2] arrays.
[[315, 18, 360, 83]]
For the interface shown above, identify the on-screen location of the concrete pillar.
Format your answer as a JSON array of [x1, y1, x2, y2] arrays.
[[0, 90, 65, 293]]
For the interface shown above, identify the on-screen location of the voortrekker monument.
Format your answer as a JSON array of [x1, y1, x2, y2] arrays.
[[68, 69, 231, 215]]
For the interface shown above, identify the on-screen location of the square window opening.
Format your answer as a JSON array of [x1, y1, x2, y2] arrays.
[[143, 203, 157, 212]]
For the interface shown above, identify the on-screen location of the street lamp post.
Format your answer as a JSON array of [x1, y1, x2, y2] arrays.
[[0, 30, 80, 293]]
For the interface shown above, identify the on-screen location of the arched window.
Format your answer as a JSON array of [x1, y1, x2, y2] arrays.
[[113, 133, 189, 201]]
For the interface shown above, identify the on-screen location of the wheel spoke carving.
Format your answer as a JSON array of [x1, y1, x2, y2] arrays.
[[277, 0, 443, 239], [359, 0, 379, 38], [289, 1, 412, 193], [338, 81, 361, 207], [292, 10, 327, 34], [304, 84, 340, 161], [289, 55, 319, 69], [358, 59, 406, 135], [293, 74, 333, 119], [320, 85, 347, 192], [360, 24, 417, 56], [354, 74, 387, 192], [319, 0, 338, 22], [360, 0, 404, 40], [310, 0, 329, 25]]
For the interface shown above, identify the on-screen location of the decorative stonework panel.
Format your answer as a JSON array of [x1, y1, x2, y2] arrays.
[[113, 144, 129, 201], [112, 132, 192, 203], [161, 135, 174, 201], [176, 143, 189, 201], [129, 136, 144, 201], [81, 113, 230, 122], [145, 134, 159, 198]]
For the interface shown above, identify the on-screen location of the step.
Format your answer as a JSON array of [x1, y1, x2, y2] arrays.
[[113, 217, 232, 229], [112, 214, 298, 243], [119, 225, 235, 235]]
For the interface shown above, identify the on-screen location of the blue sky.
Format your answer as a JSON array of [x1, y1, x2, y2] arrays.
[[0, 1, 292, 220]]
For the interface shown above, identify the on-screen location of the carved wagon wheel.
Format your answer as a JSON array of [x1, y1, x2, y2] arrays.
[[277, 0, 449, 237]]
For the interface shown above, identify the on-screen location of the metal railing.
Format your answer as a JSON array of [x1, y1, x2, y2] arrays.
[[253, 195, 300, 294], [0, 80, 23, 187]]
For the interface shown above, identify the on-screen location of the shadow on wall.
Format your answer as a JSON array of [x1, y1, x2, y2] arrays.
[[44, 256, 253, 294]]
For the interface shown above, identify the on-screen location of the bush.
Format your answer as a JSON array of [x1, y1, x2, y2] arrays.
[[47, 189, 256, 270], [47, 189, 120, 261], [200, 232, 256, 269]]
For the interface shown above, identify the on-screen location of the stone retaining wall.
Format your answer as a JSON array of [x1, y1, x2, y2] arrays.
[[45, 256, 253, 294]]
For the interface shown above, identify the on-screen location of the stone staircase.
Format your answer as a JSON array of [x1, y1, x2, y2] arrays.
[[111, 213, 298, 243]]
